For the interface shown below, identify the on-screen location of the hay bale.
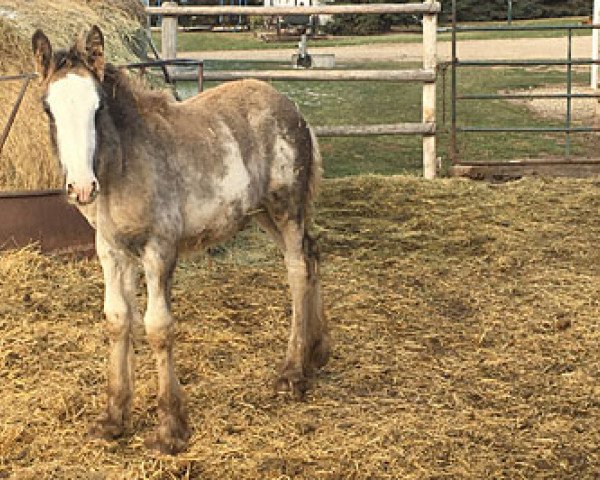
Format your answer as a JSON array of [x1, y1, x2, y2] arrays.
[[0, 0, 148, 190]]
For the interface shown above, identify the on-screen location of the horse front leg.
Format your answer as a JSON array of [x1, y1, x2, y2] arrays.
[[90, 233, 138, 440], [141, 240, 190, 454]]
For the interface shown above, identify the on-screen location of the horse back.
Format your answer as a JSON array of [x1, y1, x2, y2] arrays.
[[167, 80, 317, 245]]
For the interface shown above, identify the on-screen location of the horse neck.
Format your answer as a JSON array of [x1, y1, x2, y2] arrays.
[[102, 65, 142, 133], [96, 66, 147, 182], [97, 67, 173, 188]]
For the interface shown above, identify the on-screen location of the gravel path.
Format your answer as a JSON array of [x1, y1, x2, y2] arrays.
[[184, 35, 594, 63]]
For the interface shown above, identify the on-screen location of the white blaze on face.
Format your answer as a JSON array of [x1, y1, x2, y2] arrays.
[[46, 73, 100, 203]]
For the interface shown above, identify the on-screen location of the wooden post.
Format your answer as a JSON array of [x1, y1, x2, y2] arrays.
[[161, 1, 178, 61], [422, 0, 437, 179]]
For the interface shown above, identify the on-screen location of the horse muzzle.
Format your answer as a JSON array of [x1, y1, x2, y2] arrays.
[[67, 180, 99, 206]]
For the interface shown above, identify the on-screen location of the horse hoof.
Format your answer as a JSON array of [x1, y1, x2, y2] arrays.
[[144, 431, 189, 455], [88, 418, 124, 441], [144, 412, 191, 455], [310, 337, 331, 369], [275, 371, 308, 400]]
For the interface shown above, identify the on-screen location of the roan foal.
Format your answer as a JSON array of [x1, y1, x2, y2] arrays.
[[32, 26, 329, 454]]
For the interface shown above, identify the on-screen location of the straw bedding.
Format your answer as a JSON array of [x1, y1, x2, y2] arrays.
[[1, 174, 600, 478], [0, 0, 147, 190]]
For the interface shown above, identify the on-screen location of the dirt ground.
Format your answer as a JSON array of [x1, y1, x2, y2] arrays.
[[2, 175, 600, 479], [505, 83, 600, 125], [187, 35, 595, 63]]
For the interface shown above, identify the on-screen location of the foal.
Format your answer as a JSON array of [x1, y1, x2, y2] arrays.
[[32, 26, 329, 453]]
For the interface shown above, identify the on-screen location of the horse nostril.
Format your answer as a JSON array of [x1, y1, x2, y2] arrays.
[[67, 183, 75, 194], [91, 181, 98, 193]]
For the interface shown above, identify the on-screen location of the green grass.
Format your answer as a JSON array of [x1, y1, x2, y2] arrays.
[[449, 67, 595, 164], [174, 60, 599, 178], [152, 17, 592, 52]]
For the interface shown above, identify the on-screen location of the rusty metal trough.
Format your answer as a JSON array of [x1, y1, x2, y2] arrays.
[[0, 73, 94, 255], [0, 190, 95, 255]]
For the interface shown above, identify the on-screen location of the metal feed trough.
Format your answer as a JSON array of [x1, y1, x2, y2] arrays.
[[0, 73, 94, 254]]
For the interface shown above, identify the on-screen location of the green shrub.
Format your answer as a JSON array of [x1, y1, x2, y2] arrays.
[[324, 14, 393, 35]]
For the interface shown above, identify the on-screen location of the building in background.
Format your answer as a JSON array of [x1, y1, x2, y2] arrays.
[[263, 0, 332, 31]]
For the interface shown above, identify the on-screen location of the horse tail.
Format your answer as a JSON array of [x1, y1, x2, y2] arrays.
[[305, 125, 322, 223], [303, 127, 330, 370]]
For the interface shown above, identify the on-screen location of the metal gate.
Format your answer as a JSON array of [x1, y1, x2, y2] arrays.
[[445, 0, 600, 179]]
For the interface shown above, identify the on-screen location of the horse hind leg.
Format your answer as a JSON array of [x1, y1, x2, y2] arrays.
[[300, 231, 330, 370], [256, 213, 330, 398]]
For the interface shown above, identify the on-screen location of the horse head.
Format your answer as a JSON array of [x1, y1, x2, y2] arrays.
[[32, 26, 106, 205]]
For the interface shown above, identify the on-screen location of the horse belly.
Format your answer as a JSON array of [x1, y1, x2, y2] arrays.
[[175, 99, 294, 248], [181, 194, 252, 249], [180, 151, 259, 248]]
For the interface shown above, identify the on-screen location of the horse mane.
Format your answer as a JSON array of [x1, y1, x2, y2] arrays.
[[52, 43, 174, 122], [102, 64, 174, 121], [92, 64, 175, 182]]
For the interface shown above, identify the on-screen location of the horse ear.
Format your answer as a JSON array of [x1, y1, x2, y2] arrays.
[[32, 29, 53, 80], [85, 25, 105, 81]]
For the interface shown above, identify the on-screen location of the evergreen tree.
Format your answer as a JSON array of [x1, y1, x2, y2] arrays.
[[440, 0, 592, 23]]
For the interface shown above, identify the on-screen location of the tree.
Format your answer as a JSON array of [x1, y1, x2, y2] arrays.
[[439, 0, 592, 23]]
